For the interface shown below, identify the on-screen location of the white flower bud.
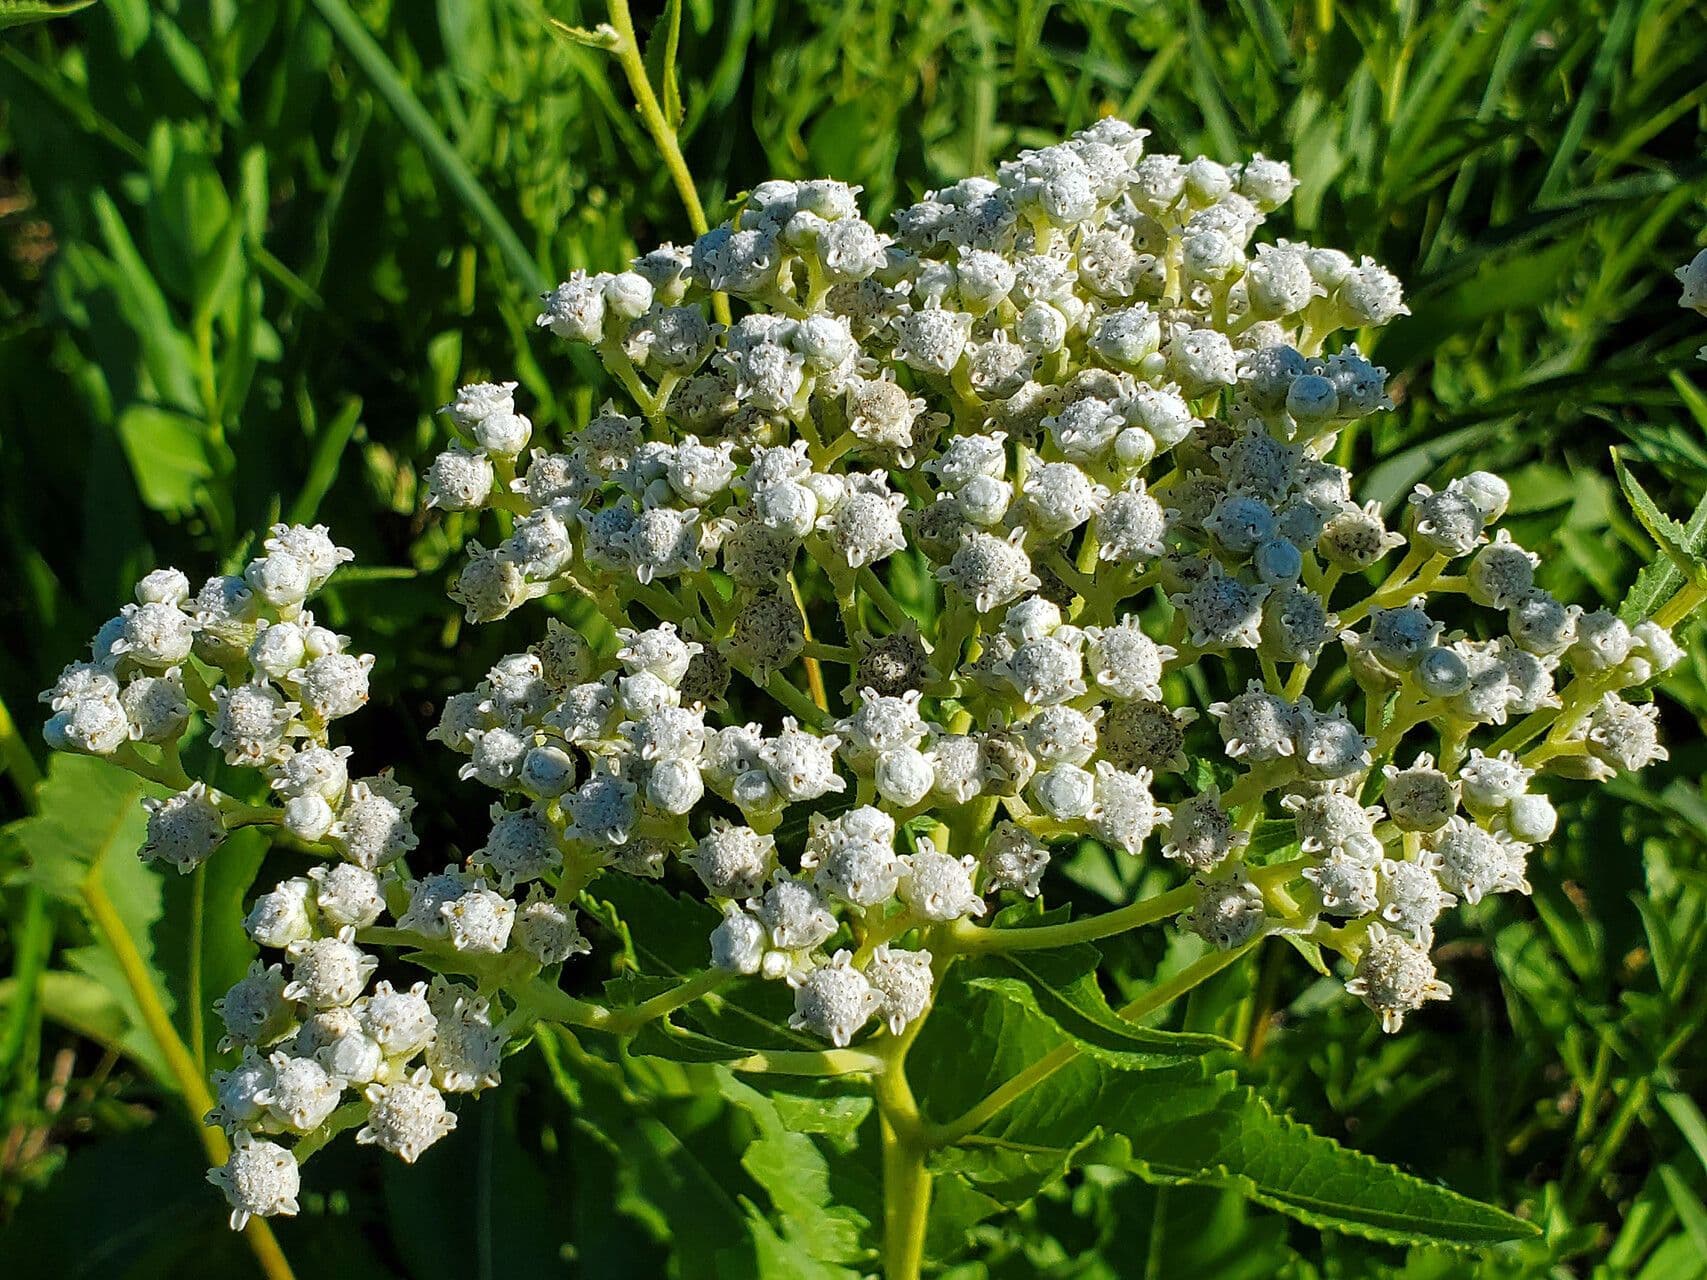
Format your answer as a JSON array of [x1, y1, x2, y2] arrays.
[[245, 877, 316, 949], [1376, 857, 1456, 944], [215, 960, 293, 1051], [710, 903, 767, 974], [285, 929, 378, 1009], [111, 601, 196, 668], [1346, 924, 1449, 1033], [358, 1067, 458, 1163], [359, 979, 438, 1059], [310, 862, 387, 929], [441, 882, 516, 954], [788, 950, 881, 1047], [1186, 873, 1266, 949], [865, 944, 934, 1035], [209, 1134, 300, 1230], [756, 874, 838, 952], [259, 1051, 344, 1132], [141, 782, 227, 873]]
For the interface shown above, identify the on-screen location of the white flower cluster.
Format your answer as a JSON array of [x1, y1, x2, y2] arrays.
[[48, 126, 1692, 1231], [418, 119, 1685, 1047], [39, 524, 383, 868], [39, 527, 509, 1227]]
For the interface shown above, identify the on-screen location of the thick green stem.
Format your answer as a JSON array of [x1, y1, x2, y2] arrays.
[[875, 1019, 932, 1279], [860, 566, 918, 632], [880, 1105, 933, 1280], [730, 1047, 886, 1076], [1653, 579, 1707, 629]]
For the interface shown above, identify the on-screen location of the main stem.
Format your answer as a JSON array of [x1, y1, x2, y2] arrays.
[[876, 1027, 932, 1280]]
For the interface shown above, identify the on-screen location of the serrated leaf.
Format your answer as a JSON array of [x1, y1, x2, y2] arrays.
[[544, 1030, 762, 1280], [969, 950, 1234, 1064], [589, 874, 720, 977], [958, 1057, 1538, 1248], [1620, 475, 1707, 624], [11, 754, 160, 902], [716, 1072, 874, 1267], [1108, 1069, 1538, 1247], [1613, 448, 1707, 623], [9, 755, 172, 1081], [915, 960, 1532, 1250]]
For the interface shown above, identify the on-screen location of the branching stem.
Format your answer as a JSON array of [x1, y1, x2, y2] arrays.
[[947, 884, 1195, 953]]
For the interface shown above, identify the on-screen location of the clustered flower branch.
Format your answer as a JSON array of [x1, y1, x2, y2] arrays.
[[41, 123, 1704, 1269]]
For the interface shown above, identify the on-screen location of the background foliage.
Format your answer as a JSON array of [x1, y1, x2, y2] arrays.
[[1, 0, 1706, 1275]]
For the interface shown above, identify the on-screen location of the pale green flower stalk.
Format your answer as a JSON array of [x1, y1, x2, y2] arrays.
[[42, 126, 1700, 1275]]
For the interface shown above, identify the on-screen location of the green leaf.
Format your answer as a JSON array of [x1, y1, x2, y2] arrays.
[[715, 1072, 874, 1268], [539, 1030, 760, 1280], [380, 1088, 574, 1280], [11, 754, 158, 907], [310, 0, 547, 291], [1617, 448, 1707, 623], [591, 875, 815, 1054], [915, 961, 1532, 1251], [767, 1086, 873, 1148], [0, 1122, 255, 1278], [547, 18, 620, 49], [952, 1055, 1539, 1249], [1613, 449, 1706, 578], [142, 123, 241, 318], [8, 755, 171, 1081], [0, 0, 94, 29], [643, 0, 686, 127], [150, 828, 266, 1066], [629, 1017, 758, 1063], [86, 192, 203, 413], [1106, 1069, 1539, 1248], [0, 969, 132, 1063], [287, 394, 363, 525], [114, 405, 214, 516], [968, 949, 1234, 1065]]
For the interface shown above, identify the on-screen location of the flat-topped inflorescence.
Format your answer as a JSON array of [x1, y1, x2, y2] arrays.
[[44, 124, 1699, 1231]]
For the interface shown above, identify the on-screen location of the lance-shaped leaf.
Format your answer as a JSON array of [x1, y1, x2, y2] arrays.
[[967, 948, 1234, 1064], [917, 958, 1535, 1251], [1614, 447, 1707, 622]]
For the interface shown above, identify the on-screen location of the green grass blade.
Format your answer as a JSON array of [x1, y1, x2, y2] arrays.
[[309, 0, 547, 293]]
